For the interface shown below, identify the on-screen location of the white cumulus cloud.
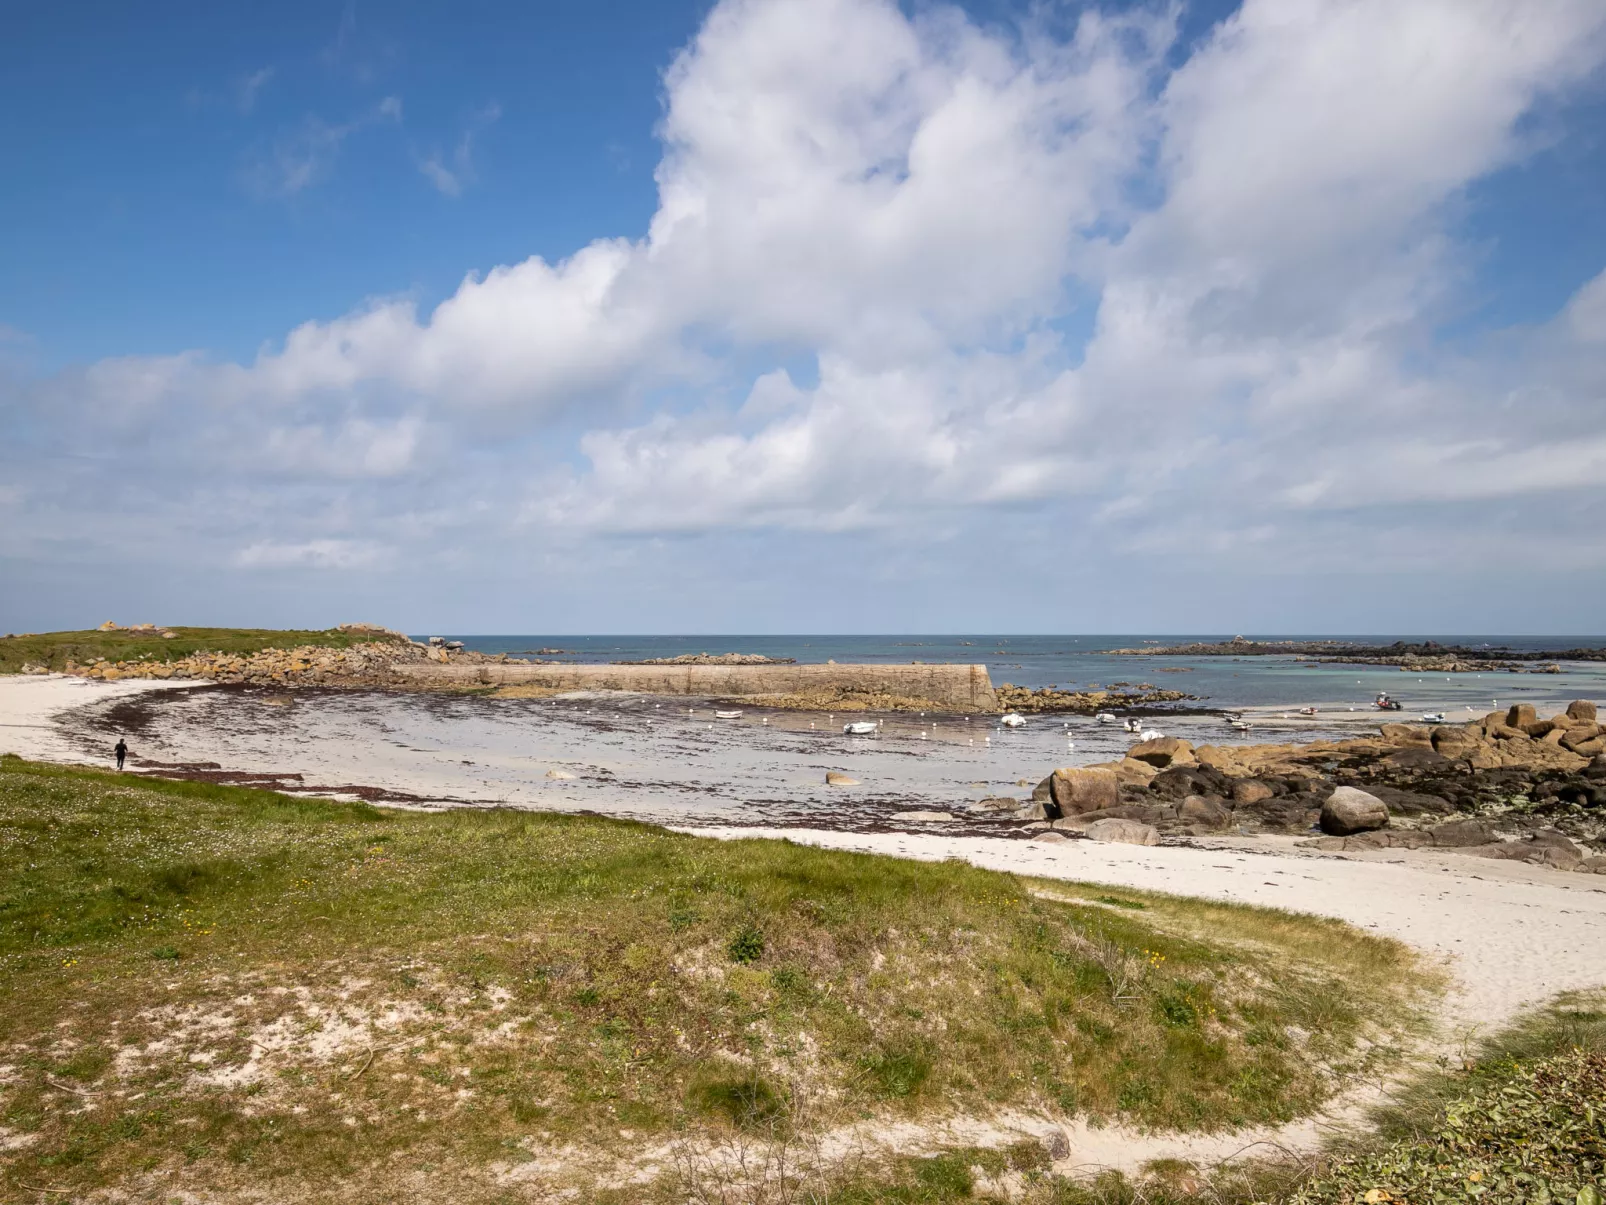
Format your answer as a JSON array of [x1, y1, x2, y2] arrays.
[[7, 0, 1606, 628]]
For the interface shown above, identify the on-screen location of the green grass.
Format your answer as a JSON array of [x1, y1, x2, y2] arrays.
[[1282, 992, 1606, 1205], [0, 757, 1434, 1203], [0, 625, 397, 674], [710, 999, 1606, 1204]]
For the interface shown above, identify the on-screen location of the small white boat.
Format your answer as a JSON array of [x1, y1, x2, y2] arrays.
[[1094, 712, 1117, 724], [1229, 721, 1252, 733], [1123, 718, 1143, 733], [1000, 713, 1026, 728], [843, 721, 877, 735], [714, 710, 743, 720], [1139, 729, 1164, 741], [1421, 712, 1446, 724], [1297, 706, 1318, 716]]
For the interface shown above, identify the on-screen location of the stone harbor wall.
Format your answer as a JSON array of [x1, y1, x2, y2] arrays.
[[395, 661, 999, 713]]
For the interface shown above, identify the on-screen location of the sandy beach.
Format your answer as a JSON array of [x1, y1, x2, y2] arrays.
[[0, 673, 203, 765], [5, 670, 1604, 1175]]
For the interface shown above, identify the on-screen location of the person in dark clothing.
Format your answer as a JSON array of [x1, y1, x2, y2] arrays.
[[114, 738, 127, 770]]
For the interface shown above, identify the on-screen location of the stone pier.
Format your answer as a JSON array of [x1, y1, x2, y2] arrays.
[[392, 661, 998, 712]]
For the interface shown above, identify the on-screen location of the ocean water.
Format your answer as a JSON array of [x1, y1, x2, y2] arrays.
[[430, 634, 1606, 716]]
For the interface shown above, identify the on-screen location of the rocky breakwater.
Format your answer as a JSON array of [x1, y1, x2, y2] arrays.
[[62, 635, 520, 689], [992, 683, 1196, 714], [994, 700, 1606, 873], [1108, 635, 1600, 671]]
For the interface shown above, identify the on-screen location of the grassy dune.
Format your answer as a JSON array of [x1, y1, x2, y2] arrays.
[[0, 626, 399, 675], [0, 758, 1435, 1202], [1287, 993, 1606, 1205]]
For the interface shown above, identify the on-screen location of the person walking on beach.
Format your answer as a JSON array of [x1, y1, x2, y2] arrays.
[[114, 738, 127, 771]]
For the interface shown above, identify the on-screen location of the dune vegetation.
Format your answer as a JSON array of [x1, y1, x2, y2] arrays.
[[0, 756, 1438, 1202], [0, 626, 401, 676]]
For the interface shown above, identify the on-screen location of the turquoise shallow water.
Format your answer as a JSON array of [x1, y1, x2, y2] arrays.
[[430, 634, 1606, 716]]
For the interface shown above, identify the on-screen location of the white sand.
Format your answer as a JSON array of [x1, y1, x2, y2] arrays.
[[0, 673, 202, 765]]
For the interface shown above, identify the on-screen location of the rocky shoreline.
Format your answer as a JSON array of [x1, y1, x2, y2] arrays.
[[1109, 635, 1603, 671], [993, 683, 1197, 713], [30, 634, 516, 689], [998, 699, 1606, 874]]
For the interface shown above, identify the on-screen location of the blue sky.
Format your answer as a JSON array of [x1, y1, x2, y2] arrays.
[[3, 0, 1605, 634], [1, 1, 706, 367]]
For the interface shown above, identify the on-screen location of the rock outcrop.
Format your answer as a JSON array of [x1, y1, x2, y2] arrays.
[[1011, 699, 1605, 872], [1320, 786, 1390, 836], [992, 683, 1194, 714], [1127, 737, 1194, 768], [1044, 767, 1120, 816], [1083, 818, 1159, 846], [64, 638, 433, 688], [1179, 794, 1232, 828]]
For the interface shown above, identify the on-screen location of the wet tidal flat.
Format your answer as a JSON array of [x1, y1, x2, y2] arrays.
[[50, 686, 1353, 833]]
